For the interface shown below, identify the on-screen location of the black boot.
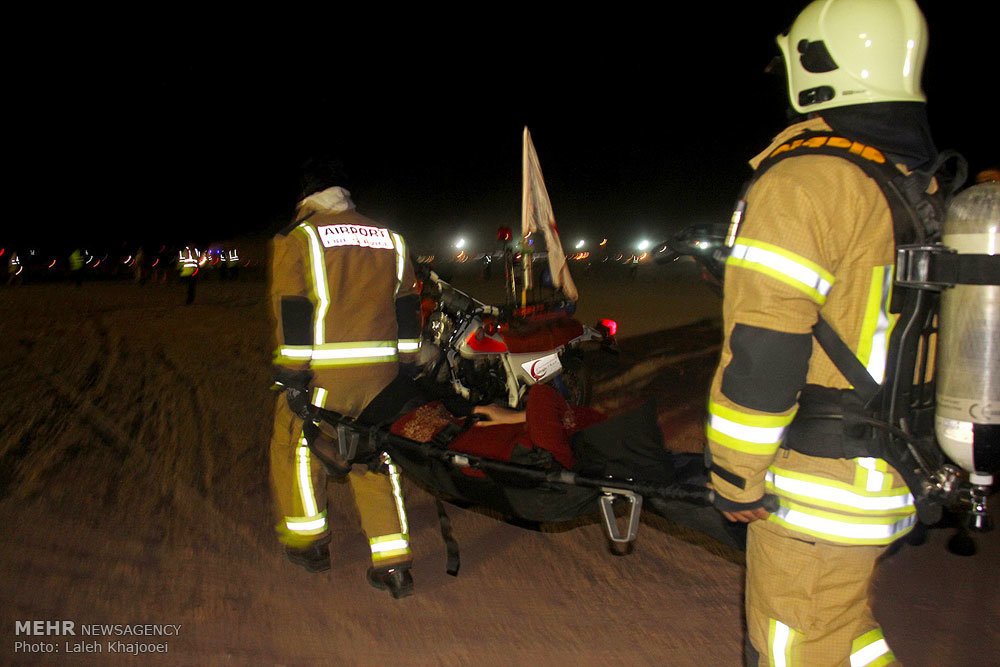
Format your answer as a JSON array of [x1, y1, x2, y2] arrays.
[[366, 566, 414, 599], [285, 541, 331, 573]]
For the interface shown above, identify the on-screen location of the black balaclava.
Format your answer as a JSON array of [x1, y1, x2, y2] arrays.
[[818, 102, 938, 171]]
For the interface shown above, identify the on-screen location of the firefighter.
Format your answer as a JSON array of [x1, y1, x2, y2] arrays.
[[269, 161, 424, 598], [177, 245, 199, 304], [705, 1, 944, 663], [69, 248, 84, 287]]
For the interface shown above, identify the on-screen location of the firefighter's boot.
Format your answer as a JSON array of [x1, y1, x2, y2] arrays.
[[367, 566, 414, 599]]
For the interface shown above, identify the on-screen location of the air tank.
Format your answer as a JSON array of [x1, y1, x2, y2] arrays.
[[935, 181, 1000, 487]]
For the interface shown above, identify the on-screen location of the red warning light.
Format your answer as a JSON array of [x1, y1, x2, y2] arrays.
[[599, 318, 618, 336]]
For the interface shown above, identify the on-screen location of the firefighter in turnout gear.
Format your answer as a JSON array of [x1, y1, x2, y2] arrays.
[[706, 1, 949, 663], [269, 163, 423, 598], [177, 246, 199, 305]]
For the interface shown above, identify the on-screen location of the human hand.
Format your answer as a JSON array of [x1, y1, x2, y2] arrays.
[[722, 507, 770, 523], [472, 404, 526, 426]]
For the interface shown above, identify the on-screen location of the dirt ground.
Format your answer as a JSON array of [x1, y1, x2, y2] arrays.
[[1, 267, 997, 665]]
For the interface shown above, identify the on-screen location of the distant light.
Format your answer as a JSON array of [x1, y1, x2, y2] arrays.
[[637, 239, 650, 250], [48, 259, 56, 268], [599, 239, 608, 246], [575, 240, 585, 249], [455, 238, 466, 249]]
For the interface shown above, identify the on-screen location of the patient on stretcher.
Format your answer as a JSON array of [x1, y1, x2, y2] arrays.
[[389, 383, 747, 550], [390, 384, 606, 469]]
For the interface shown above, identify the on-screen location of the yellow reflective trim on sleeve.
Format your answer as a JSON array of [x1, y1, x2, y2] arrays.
[[850, 628, 895, 667], [274, 345, 313, 364], [706, 400, 795, 456], [708, 401, 797, 428], [707, 425, 783, 456], [397, 338, 421, 352], [727, 237, 835, 305]]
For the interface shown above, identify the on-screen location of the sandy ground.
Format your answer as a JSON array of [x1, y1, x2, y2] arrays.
[[1, 265, 997, 666]]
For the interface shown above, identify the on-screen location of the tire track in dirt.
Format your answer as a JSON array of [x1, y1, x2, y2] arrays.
[[17, 321, 263, 552]]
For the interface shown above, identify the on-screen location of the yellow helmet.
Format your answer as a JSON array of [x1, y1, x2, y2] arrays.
[[777, 0, 929, 114]]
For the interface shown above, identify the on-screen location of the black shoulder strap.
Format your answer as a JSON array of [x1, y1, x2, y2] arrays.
[[752, 131, 965, 245], [811, 316, 880, 404], [277, 210, 317, 237]]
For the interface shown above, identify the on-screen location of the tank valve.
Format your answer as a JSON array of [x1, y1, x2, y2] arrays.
[[967, 482, 993, 532]]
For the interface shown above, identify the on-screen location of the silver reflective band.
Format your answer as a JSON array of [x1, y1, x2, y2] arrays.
[[370, 539, 410, 554], [850, 638, 891, 667], [398, 340, 421, 352], [767, 470, 913, 511], [311, 347, 398, 360], [771, 621, 792, 667], [297, 224, 331, 345], [278, 345, 398, 361], [709, 413, 787, 444], [385, 454, 409, 535], [311, 387, 328, 409], [863, 266, 894, 384], [730, 242, 833, 300], [286, 516, 326, 533], [773, 505, 916, 541]]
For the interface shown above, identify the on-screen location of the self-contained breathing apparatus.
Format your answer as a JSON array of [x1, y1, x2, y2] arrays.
[[725, 133, 1000, 532]]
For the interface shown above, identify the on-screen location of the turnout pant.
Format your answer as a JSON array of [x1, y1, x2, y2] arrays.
[[270, 395, 411, 569], [746, 521, 897, 667]]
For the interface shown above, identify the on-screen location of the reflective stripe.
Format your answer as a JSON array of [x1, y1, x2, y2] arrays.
[[311, 345, 397, 360], [285, 512, 327, 535], [397, 339, 421, 352], [296, 435, 319, 518], [851, 629, 895, 667], [856, 457, 889, 492], [311, 387, 327, 409], [728, 238, 835, 304], [707, 401, 795, 456], [370, 534, 410, 554], [770, 499, 916, 545], [768, 619, 800, 667], [856, 266, 895, 384], [370, 531, 410, 563], [392, 233, 406, 296], [384, 453, 409, 536], [767, 467, 914, 514], [275, 341, 399, 366], [295, 223, 331, 345]]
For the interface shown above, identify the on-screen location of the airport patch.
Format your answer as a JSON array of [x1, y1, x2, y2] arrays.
[[318, 224, 394, 249]]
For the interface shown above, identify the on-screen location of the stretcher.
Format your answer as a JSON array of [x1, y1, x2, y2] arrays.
[[283, 379, 747, 574]]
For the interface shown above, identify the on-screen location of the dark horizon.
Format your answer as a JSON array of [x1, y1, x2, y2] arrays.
[[5, 3, 993, 255]]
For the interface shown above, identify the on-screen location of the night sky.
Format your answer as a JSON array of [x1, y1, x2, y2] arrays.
[[8, 3, 995, 255]]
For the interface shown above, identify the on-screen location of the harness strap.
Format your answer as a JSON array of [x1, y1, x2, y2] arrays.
[[811, 316, 880, 404], [434, 497, 461, 576]]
